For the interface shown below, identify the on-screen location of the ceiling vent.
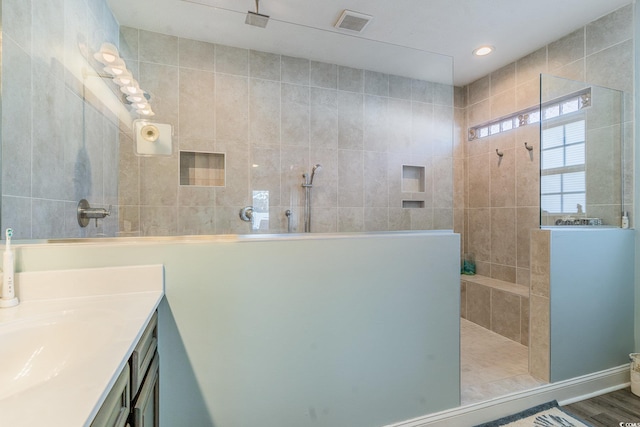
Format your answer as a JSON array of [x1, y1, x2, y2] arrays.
[[334, 10, 373, 33]]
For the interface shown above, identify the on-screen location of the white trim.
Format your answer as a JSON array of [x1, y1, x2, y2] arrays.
[[384, 365, 630, 427]]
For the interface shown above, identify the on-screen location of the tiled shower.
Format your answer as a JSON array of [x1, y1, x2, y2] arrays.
[[456, 3, 634, 392], [117, 28, 456, 236], [458, 4, 634, 287]]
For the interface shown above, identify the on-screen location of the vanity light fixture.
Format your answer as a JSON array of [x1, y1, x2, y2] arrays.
[[91, 42, 154, 118], [473, 45, 494, 56]]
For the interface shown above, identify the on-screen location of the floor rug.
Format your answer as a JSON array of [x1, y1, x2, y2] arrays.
[[473, 400, 592, 427]]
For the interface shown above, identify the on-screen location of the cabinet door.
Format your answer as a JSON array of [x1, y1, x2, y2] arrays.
[[91, 363, 131, 427], [132, 353, 159, 427], [131, 312, 158, 395]]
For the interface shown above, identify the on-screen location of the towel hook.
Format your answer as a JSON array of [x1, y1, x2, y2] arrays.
[[496, 148, 504, 157], [524, 142, 534, 151]]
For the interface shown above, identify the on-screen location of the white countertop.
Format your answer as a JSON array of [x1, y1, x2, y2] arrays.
[[0, 265, 164, 427]]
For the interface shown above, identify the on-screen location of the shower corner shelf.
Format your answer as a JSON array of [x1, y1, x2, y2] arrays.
[[180, 151, 225, 187]]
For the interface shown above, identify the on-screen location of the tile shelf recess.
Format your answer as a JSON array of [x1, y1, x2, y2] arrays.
[[402, 165, 425, 193], [403, 200, 425, 208], [180, 151, 225, 187], [401, 165, 426, 208]]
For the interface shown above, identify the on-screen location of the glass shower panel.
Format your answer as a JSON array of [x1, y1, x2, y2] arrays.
[[540, 75, 624, 227]]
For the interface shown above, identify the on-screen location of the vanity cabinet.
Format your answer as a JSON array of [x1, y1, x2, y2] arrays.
[[91, 311, 159, 427], [90, 363, 131, 427], [132, 353, 159, 426], [131, 312, 159, 427]]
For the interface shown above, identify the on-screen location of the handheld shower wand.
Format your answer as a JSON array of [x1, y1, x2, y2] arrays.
[[309, 164, 322, 186], [302, 164, 322, 232]]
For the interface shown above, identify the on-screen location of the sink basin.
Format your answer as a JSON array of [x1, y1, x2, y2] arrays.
[[0, 309, 118, 400]]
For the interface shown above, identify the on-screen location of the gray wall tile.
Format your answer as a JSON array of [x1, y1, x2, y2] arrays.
[[282, 55, 309, 85], [310, 61, 337, 89], [338, 66, 363, 93], [250, 50, 280, 81], [139, 30, 178, 66], [215, 44, 248, 76], [179, 38, 215, 71], [586, 4, 633, 55]]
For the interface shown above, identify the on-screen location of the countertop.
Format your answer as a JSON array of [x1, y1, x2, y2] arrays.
[[0, 264, 164, 427]]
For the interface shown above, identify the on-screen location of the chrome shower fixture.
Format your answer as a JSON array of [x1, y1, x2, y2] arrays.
[[302, 164, 322, 232], [309, 164, 322, 186], [245, 0, 269, 28]]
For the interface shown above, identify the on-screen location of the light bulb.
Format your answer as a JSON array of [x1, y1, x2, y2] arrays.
[[103, 58, 127, 76], [120, 82, 142, 95], [101, 52, 117, 63], [473, 45, 494, 56], [137, 107, 155, 116], [113, 71, 134, 86], [127, 94, 145, 103], [93, 43, 120, 64]]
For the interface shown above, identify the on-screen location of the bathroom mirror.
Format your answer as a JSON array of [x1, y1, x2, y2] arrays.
[[0, 0, 455, 240]]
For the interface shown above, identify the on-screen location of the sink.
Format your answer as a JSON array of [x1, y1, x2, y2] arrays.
[[0, 309, 118, 400]]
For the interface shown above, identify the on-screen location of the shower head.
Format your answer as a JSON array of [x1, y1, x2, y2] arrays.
[[245, 0, 269, 28], [309, 164, 322, 185]]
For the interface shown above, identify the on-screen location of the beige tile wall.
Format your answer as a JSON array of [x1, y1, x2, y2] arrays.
[[118, 28, 455, 236], [461, 277, 529, 346], [457, 3, 635, 284], [529, 229, 551, 381]]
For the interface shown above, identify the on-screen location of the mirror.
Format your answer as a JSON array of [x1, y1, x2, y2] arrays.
[[0, 0, 455, 240]]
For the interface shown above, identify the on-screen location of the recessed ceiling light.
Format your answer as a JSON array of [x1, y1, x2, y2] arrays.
[[473, 45, 494, 57]]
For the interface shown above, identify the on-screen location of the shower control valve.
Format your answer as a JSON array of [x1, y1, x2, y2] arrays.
[[77, 199, 112, 228], [239, 206, 254, 222]]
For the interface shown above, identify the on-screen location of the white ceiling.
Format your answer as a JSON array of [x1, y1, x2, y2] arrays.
[[107, 0, 632, 86]]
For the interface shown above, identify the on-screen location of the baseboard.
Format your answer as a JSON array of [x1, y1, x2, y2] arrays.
[[385, 365, 630, 427]]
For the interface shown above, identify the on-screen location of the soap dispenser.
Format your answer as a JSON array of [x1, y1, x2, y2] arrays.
[[622, 212, 630, 229]]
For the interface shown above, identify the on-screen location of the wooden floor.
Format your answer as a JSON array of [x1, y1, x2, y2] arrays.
[[562, 387, 640, 426]]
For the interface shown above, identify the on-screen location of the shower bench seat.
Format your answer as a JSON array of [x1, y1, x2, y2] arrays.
[[460, 275, 529, 347]]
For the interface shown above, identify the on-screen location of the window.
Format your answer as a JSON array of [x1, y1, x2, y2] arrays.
[[540, 119, 586, 214], [468, 89, 590, 141]]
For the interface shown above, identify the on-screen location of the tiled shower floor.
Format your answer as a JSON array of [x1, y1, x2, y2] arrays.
[[460, 318, 546, 405]]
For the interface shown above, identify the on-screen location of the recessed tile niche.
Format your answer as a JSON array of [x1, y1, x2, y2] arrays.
[[179, 152, 225, 187], [402, 165, 425, 193], [401, 165, 425, 208], [402, 200, 425, 208]]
